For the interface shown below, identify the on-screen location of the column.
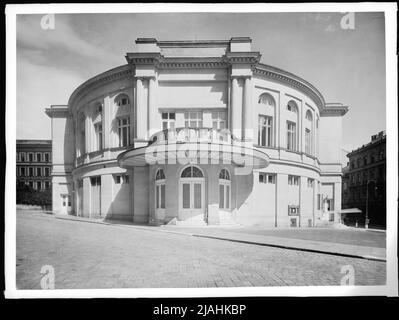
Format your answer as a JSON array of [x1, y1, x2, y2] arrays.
[[103, 96, 112, 149], [148, 77, 157, 138], [231, 77, 241, 140], [243, 77, 253, 141], [136, 77, 148, 141]]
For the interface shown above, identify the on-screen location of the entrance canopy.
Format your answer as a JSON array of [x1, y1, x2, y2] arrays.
[[117, 128, 270, 171]]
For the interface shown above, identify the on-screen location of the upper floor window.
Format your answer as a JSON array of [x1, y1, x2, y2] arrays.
[[45, 167, 50, 177], [357, 158, 361, 168], [258, 115, 273, 147], [28, 167, 33, 177], [370, 154, 375, 163], [287, 101, 298, 113], [288, 175, 300, 186], [219, 169, 230, 181], [117, 117, 130, 147], [36, 153, 42, 162], [115, 95, 130, 107], [162, 112, 176, 130], [259, 172, 276, 184], [287, 121, 297, 151], [379, 150, 385, 160], [305, 128, 311, 155], [36, 167, 42, 177], [78, 112, 86, 156], [20, 167, 26, 176], [20, 152, 26, 162], [184, 111, 203, 128], [363, 156, 368, 166], [307, 178, 314, 188], [44, 153, 50, 162], [28, 153, 33, 162], [211, 111, 226, 130], [181, 166, 203, 178], [94, 122, 103, 151], [114, 174, 129, 184]]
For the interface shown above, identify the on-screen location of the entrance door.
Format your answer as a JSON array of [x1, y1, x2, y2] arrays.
[[90, 176, 101, 217], [180, 180, 205, 214], [179, 166, 205, 221], [60, 194, 71, 215]]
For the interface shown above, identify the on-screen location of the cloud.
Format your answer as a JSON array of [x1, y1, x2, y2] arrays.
[[324, 24, 337, 32], [16, 58, 86, 139], [17, 15, 122, 70]]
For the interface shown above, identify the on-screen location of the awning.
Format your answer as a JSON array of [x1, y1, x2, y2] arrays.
[[117, 142, 270, 170]]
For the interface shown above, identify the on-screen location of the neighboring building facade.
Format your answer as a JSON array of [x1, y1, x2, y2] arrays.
[[16, 140, 52, 191], [342, 131, 386, 227], [45, 37, 348, 227]]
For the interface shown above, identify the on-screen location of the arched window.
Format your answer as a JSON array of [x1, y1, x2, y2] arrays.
[[305, 110, 313, 155], [287, 101, 298, 113], [155, 168, 166, 211], [258, 93, 275, 147], [115, 94, 130, 107], [286, 101, 299, 151], [219, 168, 230, 180], [156, 168, 165, 180], [181, 166, 204, 178], [78, 112, 86, 156], [93, 103, 103, 151], [219, 169, 231, 210]]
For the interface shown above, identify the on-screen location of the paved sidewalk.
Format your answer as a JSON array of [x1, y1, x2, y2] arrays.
[[55, 214, 386, 261]]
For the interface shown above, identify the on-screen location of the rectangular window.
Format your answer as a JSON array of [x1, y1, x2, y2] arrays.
[[36, 153, 42, 162], [287, 121, 297, 151], [45, 181, 50, 190], [184, 111, 203, 128], [20, 152, 26, 162], [288, 175, 300, 186], [258, 115, 273, 147], [94, 122, 103, 151], [20, 167, 25, 176], [162, 112, 176, 130], [305, 128, 311, 155], [259, 173, 276, 184], [36, 181, 42, 190], [117, 117, 130, 147], [28, 181, 34, 188], [317, 194, 321, 210], [36, 167, 42, 177], [114, 174, 129, 184], [28, 167, 33, 177], [90, 176, 101, 186], [45, 167, 50, 177], [307, 178, 314, 188], [211, 111, 226, 130], [45, 153, 50, 162], [28, 153, 34, 162]]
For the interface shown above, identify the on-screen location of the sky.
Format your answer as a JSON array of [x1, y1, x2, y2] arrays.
[[16, 12, 386, 156]]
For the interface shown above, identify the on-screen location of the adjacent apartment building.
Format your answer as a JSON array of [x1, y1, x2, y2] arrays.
[[16, 139, 52, 191], [45, 37, 348, 227], [342, 131, 386, 227]]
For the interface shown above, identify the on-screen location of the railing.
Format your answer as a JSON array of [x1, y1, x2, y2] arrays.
[[149, 127, 240, 145]]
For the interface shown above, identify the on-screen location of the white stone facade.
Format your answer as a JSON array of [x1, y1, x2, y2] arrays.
[[45, 37, 348, 227]]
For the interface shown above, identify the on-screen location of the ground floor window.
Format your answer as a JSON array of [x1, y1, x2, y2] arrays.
[[219, 169, 231, 210], [155, 169, 166, 210]]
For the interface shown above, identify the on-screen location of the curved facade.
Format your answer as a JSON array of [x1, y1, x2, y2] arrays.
[[46, 37, 348, 227]]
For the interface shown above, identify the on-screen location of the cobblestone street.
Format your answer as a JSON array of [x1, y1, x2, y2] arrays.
[[16, 211, 386, 289]]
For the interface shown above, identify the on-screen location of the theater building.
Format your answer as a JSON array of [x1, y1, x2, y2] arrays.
[[45, 37, 348, 227]]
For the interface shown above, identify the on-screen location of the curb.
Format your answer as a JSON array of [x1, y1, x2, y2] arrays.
[[54, 215, 386, 262]]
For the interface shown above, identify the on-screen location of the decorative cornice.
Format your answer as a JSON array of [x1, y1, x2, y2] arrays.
[[125, 52, 162, 65], [68, 65, 133, 111], [45, 105, 71, 118], [224, 51, 261, 65]]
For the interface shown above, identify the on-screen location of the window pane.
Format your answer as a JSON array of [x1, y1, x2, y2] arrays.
[[161, 184, 165, 209], [194, 183, 202, 209], [226, 185, 230, 208], [219, 184, 224, 209], [156, 185, 159, 209], [182, 183, 190, 208]]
